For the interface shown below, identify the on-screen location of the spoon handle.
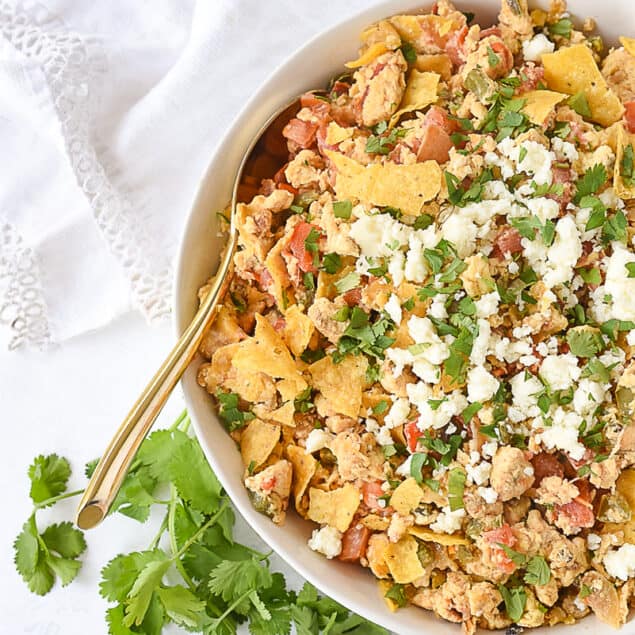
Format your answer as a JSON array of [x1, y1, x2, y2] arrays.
[[75, 235, 237, 530]]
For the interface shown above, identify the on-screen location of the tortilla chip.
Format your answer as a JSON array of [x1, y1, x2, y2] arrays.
[[209, 343, 277, 404], [307, 484, 361, 532], [521, 90, 567, 125], [390, 477, 424, 515], [389, 15, 422, 41], [276, 378, 302, 403], [327, 151, 442, 217], [361, 19, 401, 46], [232, 315, 307, 393], [361, 514, 391, 531], [384, 534, 425, 584], [620, 36, 635, 57], [282, 304, 315, 357], [255, 400, 296, 427], [286, 444, 317, 512], [309, 355, 368, 419], [378, 580, 400, 612], [408, 526, 470, 546], [316, 270, 339, 300], [614, 125, 635, 199], [389, 71, 440, 127], [264, 238, 291, 313], [345, 42, 389, 69], [414, 53, 452, 80], [542, 44, 624, 127], [389, 14, 457, 43], [325, 122, 355, 146], [240, 419, 281, 469]]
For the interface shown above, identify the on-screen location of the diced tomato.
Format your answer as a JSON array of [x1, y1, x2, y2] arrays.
[[339, 525, 372, 563], [625, 101, 635, 134], [556, 499, 595, 529], [480, 27, 502, 39], [518, 63, 545, 93], [574, 479, 594, 503], [261, 476, 276, 492], [288, 222, 321, 273], [487, 40, 513, 79], [417, 124, 454, 163], [282, 118, 318, 149], [483, 524, 518, 574], [300, 92, 331, 119], [362, 480, 385, 510], [342, 288, 362, 306], [424, 105, 459, 134], [256, 268, 273, 290], [277, 183, 298, 195], [445, 25, 468, 66], [491, 227, 523, 259], [531, 453, 564, 486], [404, 420, 421, 453]]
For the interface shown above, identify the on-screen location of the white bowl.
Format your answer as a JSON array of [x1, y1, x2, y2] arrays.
[[175, 1, 631, 632]]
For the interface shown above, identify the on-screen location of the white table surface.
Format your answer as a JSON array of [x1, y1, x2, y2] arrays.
[[0, 312, 308, 634]]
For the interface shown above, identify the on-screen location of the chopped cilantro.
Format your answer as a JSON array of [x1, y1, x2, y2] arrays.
[[335, 309, 395, 361], [626, 263, 635, 278], [578, 267, 602, 285], [373, 400, 389, 415], [574, 164, 608, 204], [566, 327, 604, 357], [445, 169, 494, 207], [303, 271, 315, 290], [321, 252, 341, 274], [462, 402, 482, 423], [385, 583, 408, 607], [366, 127, 406, 155], [413, 213, 434, 230], [216, 391, 255, 432], [602, 210, 628, 244], [410, 452, 428, 485], [601, 318, 635, 341], [524, 555, 551, 586], [498, 584, 527, 622], [300, 348, 326, 364]]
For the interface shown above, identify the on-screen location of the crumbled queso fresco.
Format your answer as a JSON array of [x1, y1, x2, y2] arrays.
[[197, 0, 635, 632]]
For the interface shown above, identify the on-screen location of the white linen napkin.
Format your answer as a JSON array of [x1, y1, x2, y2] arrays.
[[0, 0, 373, 350]]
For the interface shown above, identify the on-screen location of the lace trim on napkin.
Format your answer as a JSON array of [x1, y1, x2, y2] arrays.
[[0, 0, 173, 348], [0, 220, 51, 350]]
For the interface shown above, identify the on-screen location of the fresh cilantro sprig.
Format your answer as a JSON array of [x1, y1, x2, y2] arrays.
[[14, 410, 387, 635], [365, 122, 406, 155]]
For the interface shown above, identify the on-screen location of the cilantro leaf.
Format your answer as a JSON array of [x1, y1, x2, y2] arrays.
[[524, 555, 551, 586], [602, 210, 628, 244], [574, 164, 607, 203], [400, 42, 417, 64], [333, 200, 352, 220], [499, 584, 527, 622], [567, 91, 591, 118], [566, 326, 604, 357], [548, 17, 573, 38], [41, 522, 86, 559], [28, 454, 71, 505], [384, 583, 408, 607]]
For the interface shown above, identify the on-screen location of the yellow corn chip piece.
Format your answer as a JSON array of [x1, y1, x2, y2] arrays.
[[408, 526, 470, 546], [209, 343, 276, 404], [325, 122, 355, 146], [614, 125, 635, 199], [620, 36, 635, 57], [307, 484, 361, 532], [345, 42, 389, 69], [521, 90, 567, 125], [286, 445, 317, 510], [389, 71, 440, 127], [390, 477, 424, 515], [276, 378, 302, 403], [264, 238, 291, 313], [414, 53, 452, 80], [233, 315, 307, 393], [389, 15, 422, 41], [327, 151, 442, 217], [309, 355, 368, 419], [360, 20, 402, 51], [542, 44, 624, 127], [261, 400, 296, 427], [240, 419, 281, 469], [378, 580, 400, 612], [385, 534, 425, 584], [361, 514, 391, 531], [282, 304, 315, 357]]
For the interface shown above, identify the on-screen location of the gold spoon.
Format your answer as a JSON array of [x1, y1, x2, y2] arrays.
[[75, 94, 312, 529]]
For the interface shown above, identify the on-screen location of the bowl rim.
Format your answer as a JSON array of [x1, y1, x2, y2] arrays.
[[172, 1, 619, 633]]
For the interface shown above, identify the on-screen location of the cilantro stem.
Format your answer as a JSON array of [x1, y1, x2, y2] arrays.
[[148, 513, 168, 550], [170, 408, 189, 431], [210, 587, 255, 628], [172, 500, 229, 561], [168, 483, 196, 591], [33, 488, 84, 511]]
